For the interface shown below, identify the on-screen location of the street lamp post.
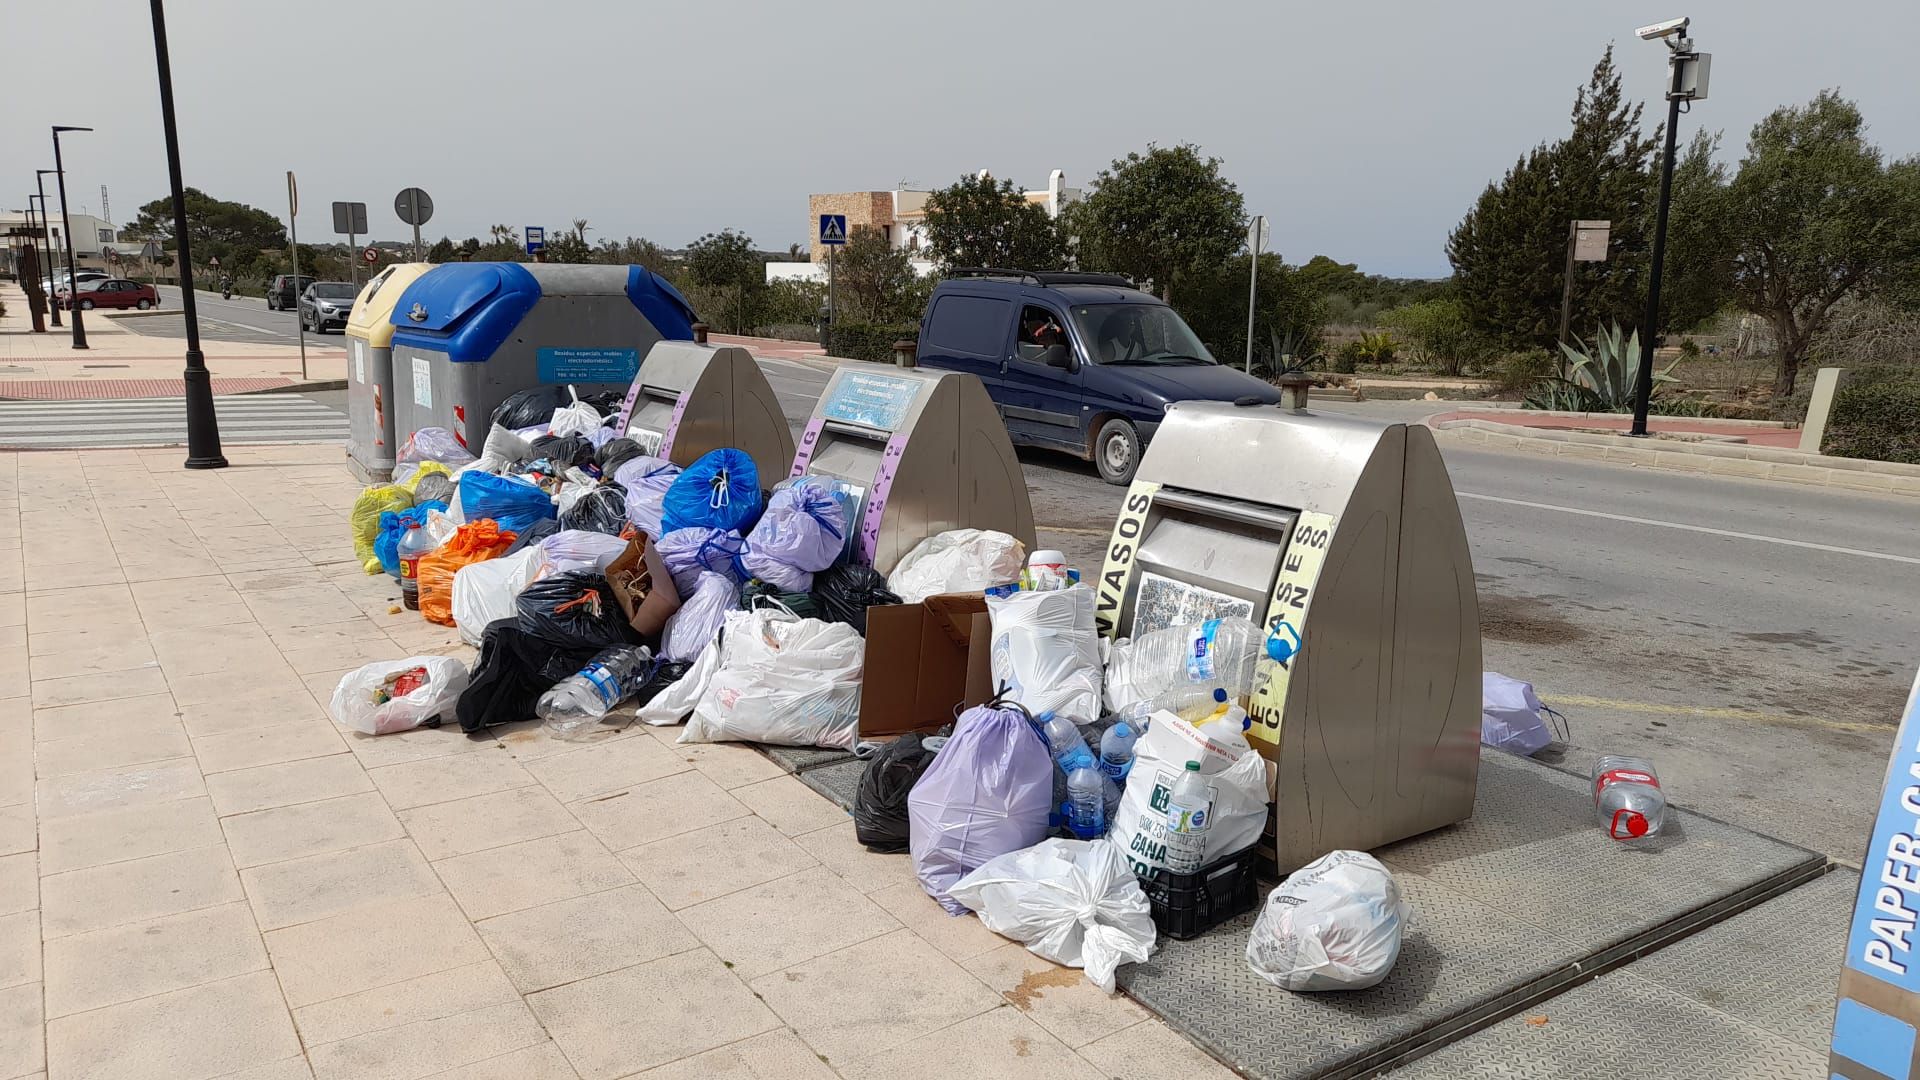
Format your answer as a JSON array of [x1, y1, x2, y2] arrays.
[[33, 172, 61, 328], [148, 0, 226, 469], [1630, 17, 1709, 436], [22, 197, 48, 333], [51, 127, 93, 350]]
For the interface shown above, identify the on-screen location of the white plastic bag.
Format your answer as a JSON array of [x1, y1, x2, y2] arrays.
[[329, 656, 468, 736], [450, 547, 544, 646], [888, 529, 1026, 603], [949, 838, 1156, 993], [1481, 672, 1553, 756], [537, 530, 631, 576], [662, 571, 740, 662], [637, 633, 724, 727], [680, 609, 864, 749], [1111, 710, 1268, 877], [547, 387, 601, 438], [1246, 850, 1411, 992], [986, 585, 1102, 726], [613, 456, 681, 539]]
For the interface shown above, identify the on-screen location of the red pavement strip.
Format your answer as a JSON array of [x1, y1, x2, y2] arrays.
[[0, 377, 294, 400]]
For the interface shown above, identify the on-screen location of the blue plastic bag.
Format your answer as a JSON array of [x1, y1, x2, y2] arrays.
[[459, 471, 556, 537], [374, 501, 447, 578], [661, 449, 762, 535]]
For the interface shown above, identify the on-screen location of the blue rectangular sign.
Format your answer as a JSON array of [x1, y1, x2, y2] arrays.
[[537, 347, 638, 383], [820, 370, 919, 431], [818, 214, 848, 246], [525, 226, 545, 254]]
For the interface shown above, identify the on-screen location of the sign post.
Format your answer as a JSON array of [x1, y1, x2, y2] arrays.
[[1558, 219, 1611, 374], [525, 226, 545, 259], [140, 240, 161, 285], [332, 200, 368, 289], [394, 187, 433, 263], [288, 170, 306, 379], [1245, 215, 1269, 374], [819, 214, 847, 355]]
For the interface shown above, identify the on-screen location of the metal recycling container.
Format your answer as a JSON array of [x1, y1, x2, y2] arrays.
[[344, 262, 434, 482], [387, 262, 695, 453]]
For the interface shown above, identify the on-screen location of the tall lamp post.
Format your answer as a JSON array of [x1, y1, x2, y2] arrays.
[[51, 127, 93, 349], [1630, 17, 1710, 436], [23, 197, 48, 333], [33, 172, 61, 328], [148, 0, 226, 468]]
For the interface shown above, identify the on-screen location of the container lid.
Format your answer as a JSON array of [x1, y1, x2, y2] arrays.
[[1028, 549, 1067, 566], [389, 262, 541, 362], [346, 262, 434, 347]]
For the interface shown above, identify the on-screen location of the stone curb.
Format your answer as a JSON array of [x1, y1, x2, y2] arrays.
[[1430, 417, 1920, 498]]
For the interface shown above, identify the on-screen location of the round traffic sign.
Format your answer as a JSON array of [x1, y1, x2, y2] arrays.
[[394, 187, 434, 227], [361, 246, 379, 266]]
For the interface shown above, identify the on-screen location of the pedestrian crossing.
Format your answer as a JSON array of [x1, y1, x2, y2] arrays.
[[0, 395, 347, 449]]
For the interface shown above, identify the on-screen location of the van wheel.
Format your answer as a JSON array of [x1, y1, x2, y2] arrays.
[[1093, 418, 1140, 485]]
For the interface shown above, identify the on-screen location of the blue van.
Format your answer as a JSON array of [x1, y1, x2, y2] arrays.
[[914, 270, 1282, 484]]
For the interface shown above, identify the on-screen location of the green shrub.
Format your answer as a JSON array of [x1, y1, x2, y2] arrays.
[[1492, 350, 1555, 392], [1332, 340, 1365, 374], [829, 322, 917, 363], [1824, 376, 1920, 463]]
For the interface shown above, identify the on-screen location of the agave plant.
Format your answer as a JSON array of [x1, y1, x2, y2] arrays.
[[1356, 331, 1398, 365], [1556, 322, 1678, 411]]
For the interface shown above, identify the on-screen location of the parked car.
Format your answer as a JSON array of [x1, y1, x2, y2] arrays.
[[55, 278, 160, 311], [266, 274, 314, 311], [41, 269, 109, 295], [914, 270, 1283, 484], [297, 282, 358, 333]]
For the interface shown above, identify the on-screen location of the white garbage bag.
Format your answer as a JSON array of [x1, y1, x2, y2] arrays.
[[636, 632, 724, 727], [888, 529, 1026, 603], [537, 530, 631, 577], [1246, 850, 1411, 992], [949, 838, 1156, 993], [680, 609, 865, 749], [986, 585, 1102, 726], [1481, 672, 1554, 756], [1110, 711, 1268, 877], [547, 387, 602, 438], [329, 656, 468, 736], [450, 547, 544, 647]]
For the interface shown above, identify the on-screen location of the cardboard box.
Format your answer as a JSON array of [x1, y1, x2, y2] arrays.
[[604, 537, 681, 641], [858, 592, 996, 737]]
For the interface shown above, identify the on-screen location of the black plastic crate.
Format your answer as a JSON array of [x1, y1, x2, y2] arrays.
[[1138, 844, 1262, 941]]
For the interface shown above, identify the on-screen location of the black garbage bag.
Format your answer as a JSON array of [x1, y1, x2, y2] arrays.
[[631, 659, 692, 709], [530, 435, 596, 469], [854, 733, 939, 852], [559, 484, 629, 536], [811, 563, 900, 634], [456, 619, 598, 733], [412, 471, 457, 506], [597, 438, 645, 476], [516, 572, 636, 650], [504, 518, 560, 556], [579, 389, 627, 418], [494, 386, 574, 431]]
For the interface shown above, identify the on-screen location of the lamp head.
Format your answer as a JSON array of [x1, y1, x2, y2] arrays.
[[1635, 17, 1689, 41], [51, 126, 93, 134]]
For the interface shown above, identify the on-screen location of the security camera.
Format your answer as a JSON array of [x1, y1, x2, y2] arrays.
[[1636, 17, 1690, 40]]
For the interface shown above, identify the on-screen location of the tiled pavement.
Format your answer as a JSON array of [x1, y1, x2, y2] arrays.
[[0, 443, 1234, 1080]]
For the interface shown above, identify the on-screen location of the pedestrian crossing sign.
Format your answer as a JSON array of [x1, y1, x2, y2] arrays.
[[819, 215, 848, 246]]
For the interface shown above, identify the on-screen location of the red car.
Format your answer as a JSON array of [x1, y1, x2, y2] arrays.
[[56, 278, 160, 311]]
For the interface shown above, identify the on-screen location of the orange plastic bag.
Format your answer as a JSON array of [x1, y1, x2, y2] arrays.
[[417, 521, 517, 626]]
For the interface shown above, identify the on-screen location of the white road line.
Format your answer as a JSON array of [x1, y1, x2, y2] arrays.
[[1457, 491, 1920, 566]]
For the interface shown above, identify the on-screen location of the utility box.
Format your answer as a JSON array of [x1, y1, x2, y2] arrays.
[[387, 263, 694, 452], [789, 364, 1035, 573], [616, 340, 795, 482], [344, 262, 433, 482], [1095, 400, 1481, 873]]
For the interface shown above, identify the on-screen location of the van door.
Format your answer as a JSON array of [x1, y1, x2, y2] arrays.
[[917, 293, 1013, 398], [997, 303, 1084, 449]]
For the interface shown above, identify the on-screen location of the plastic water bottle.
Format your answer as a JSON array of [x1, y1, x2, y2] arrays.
[[1164, 761, 1210, 874], [538, 645, 653, 739], [1039, 711, 1120, 814], [1592, 755, 1665, 840], [1066, 767, 1108, 839], [1116, 618, 1263, 720], [397, 522, 436, 610], [1098, 723, 1139, 784], [1197, 688, 1252, 743]]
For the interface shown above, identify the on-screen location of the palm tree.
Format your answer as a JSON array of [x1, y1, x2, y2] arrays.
[[571, 218, 591, 242]]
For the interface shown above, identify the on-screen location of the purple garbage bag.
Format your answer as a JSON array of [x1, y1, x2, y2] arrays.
[[657, 528, 746, 597], [739, 479, 847, 593], [612, 456, 681, 539], [908, 702, 1054, 914]]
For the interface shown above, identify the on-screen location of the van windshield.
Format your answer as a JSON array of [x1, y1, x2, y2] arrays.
[[1068, 304, 1216, 366]]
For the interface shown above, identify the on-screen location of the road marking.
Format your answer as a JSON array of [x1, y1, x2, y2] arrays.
[[1541, 693, 1885, 735], [1457, 491, 1920, 566]]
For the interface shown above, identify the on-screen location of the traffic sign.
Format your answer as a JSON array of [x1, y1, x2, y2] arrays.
[[332, 201, 368, 235], [1573, 220, 1611, 262], [394, 188, 434, 227], [104, 247, 119, 263], [361, 246, 379, 266], [818, 214, 848, 246], [525, 226, 545, 255], [140, 241, 162, 259], [207, 255, 221, 269]]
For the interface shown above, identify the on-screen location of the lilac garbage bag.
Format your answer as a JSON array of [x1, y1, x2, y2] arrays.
[[657, 528, 747, 597], [612, 456, 681, 539], [739, 479, 846, 593], [908, 702, 1055, 914], [662, 571, 740, 662]]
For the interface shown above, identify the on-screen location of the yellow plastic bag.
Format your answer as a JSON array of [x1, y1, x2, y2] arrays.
[[352, 485, 414, 574], [399, 460, 452, 494], [418, 520, 517, 626]]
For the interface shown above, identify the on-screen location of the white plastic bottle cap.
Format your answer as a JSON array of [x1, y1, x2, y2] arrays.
[[1028, 549, 1067, 566]]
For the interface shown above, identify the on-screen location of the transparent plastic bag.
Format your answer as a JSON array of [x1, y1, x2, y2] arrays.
[[986, 585, 1102, 726], [329, 656, 469, 735], [680, 609, 864, 749], [889, 529, 1026, 603], [547, 388, 602, 438], [950, 838, 1156, 992], [451, 547, 544, 646], [1246, 850, 1410, 992]]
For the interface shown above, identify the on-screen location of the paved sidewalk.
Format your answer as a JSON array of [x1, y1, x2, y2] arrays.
[[0, 443, 1232, 1080], [1429, 408, 1801, 447]]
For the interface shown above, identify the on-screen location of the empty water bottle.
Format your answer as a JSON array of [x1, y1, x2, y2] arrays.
[[1066, 767, 1108, 839], [396, 522, 436, 611], [1163, 761, 1210, 874], [1110, 618, 1263, 721], [538, 645, 653, 739], [1039, 711, 1120, 814], [1592, 755, 1665, 840], [1098, 723, 1139, 784]]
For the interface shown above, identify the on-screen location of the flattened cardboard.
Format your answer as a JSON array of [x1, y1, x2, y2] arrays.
[[858, 592, 995, 737]]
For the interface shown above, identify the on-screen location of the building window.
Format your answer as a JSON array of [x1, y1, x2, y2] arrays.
[[97, 228, 116, 244]]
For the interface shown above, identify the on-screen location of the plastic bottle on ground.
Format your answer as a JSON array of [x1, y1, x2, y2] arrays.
[[1116, 618, 1263, 718], [1098, 723, 1139, 784], [1039, 711, 1121, 814], [538, 645, 654, 739], [1164, 761, 1210, 874], [1591, 755, 1665, 840], [1066, 767, 1108, 839], [397, 522, 435, 611]]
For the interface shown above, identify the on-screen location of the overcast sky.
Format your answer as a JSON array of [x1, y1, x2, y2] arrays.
[[7, 0, 1916, 277]]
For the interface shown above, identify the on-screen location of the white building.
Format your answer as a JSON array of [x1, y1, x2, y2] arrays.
[[0, 209, 123, 278]]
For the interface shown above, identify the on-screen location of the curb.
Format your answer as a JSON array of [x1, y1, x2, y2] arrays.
[[236, 379, 348, 395], [99, 309, 177, 320], [1430, 417, 1920, 498]]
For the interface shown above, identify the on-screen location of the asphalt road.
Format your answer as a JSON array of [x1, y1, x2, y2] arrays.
[[141, 286, 343, 345]]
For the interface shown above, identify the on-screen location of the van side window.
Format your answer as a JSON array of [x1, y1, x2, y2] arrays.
[[925, 295, 1011, 357], [1014, 305, 1069, 364]]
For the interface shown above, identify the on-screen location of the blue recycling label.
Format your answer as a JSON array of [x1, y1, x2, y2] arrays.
[[537, 347, 639, 383]]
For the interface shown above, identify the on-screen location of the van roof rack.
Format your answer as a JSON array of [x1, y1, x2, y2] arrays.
[[944, 268, 1139, 289]]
